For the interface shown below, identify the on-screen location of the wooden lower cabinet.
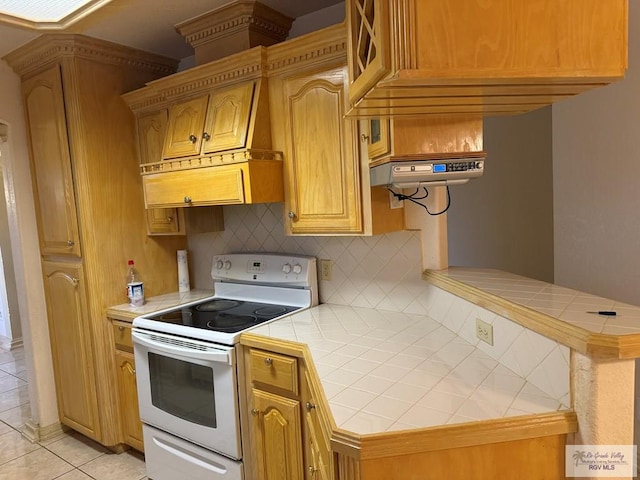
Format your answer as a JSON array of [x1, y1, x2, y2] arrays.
[[111, 320, 144, 452], [42, 261, 99, 439], [246, 347, 331, 480], [241, 334, 578, 480], [251, 388, 304, 480]]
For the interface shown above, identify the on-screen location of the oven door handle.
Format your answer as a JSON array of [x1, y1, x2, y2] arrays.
[[132, 330, 234, 365]]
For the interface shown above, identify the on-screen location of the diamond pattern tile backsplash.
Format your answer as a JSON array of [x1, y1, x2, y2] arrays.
[[187, 202, 568, 403], [188, 203, 426, 308]]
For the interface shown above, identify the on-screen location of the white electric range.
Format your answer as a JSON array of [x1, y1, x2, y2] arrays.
[[132, 253, 318, 480]]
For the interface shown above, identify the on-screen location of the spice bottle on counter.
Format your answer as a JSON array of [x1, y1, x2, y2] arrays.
[[126, 259, 145, 307]]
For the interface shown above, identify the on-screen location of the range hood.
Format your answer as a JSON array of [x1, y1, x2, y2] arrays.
[[122, 1, 294, 208], [370, 153, 486, 189]]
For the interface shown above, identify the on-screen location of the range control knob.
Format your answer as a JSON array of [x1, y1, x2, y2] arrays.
[[215, 260, 224, 270], [293, 264, 302, 275], [223, 260, 232, 270], [282, 263, 292, 274]]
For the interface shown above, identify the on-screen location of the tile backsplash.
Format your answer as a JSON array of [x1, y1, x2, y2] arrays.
[[188, 203, 426, 309], [188, 203, 569, 405]]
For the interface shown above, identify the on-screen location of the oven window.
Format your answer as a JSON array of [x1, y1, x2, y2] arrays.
[[148, 353, 217, 428]]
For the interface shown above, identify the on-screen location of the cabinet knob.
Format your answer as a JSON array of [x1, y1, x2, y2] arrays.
[[184, 196, 192, 204], [203, 132, 211, 141], [67, 240, 75, 246], [118, 326, 125, 332], [288, 211, 296, 220], [70, 277, 79, 287], [264, 357, 273, 366], [309, 465, 318, 475], [251, 408, 260, 416], [305, 401, 316, 412], [189, 134, 197, 143], [166, 216, 173, 222], [361, 133, 370, 143]]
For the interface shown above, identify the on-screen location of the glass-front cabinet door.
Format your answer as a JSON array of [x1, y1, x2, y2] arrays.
[[365, 117, 390, 161]]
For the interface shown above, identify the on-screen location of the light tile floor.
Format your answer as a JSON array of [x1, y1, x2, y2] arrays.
[[0, 345, 147, 480]]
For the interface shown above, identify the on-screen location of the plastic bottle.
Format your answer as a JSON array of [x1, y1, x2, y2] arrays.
[[127, 259, 136, 284], [126, 260, 145, 307]]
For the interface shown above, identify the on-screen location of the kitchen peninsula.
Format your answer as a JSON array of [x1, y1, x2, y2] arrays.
[[239, 267, 639, 479], [107, 264, 639, 479]]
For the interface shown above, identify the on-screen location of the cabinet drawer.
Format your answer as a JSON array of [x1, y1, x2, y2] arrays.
[[143, 165, 245, 208], [249, 349, 298, 395], [112, 321, 133, 352]]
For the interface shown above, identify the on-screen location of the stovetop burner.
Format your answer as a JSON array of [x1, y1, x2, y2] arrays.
[[195, 299, 240, 312], [206, 313, 259, 332], [144, 298, 300, 335]]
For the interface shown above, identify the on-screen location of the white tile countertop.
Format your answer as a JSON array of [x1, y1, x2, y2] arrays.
[[425, 268, 640, 359], [434, 268, 640, 335], [249, 304, 568, 435], [106, 289, 213, 321]]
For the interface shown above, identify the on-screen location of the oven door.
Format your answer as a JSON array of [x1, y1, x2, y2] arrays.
[[132, 329, 241, 460]]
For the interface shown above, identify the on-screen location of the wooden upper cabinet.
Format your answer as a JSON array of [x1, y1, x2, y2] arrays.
[[282, 66, 362, 235], [137, 110, 184, 235], [346, 0, 628, 116], [22, 64, 81, 257], [364, 118, 390, 161], [163, 82, 255, 159], [204, 82, 254, 152], [347, 0, 390, 107]]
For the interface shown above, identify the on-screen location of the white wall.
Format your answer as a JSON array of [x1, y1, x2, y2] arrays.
[[552, 0, 640, 463], [0, 59, 59, 429], [553, 1, 640, 306], [447, 108, 554, 283], [0, 140, 22, 343]]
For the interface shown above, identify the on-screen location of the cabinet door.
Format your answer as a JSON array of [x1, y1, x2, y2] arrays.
[[346, 0, 391, 105], [42, 261, 99, 439], [163, 95, 209, 159], [283, 66, 362, 234], [302, 370, 332, 480], [137, 110, 183, 235], [251, 388, 303, 480], [22, 65, 81, 257], [365, 118, 391, 161], [115, 350, 144, 451], [202, 82, 254, 153]]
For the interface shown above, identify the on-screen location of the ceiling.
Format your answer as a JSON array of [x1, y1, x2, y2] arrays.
[[0, 0, 344, 59]]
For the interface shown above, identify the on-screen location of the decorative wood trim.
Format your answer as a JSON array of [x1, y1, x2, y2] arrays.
[[267, 23, 347, 76], [122, 48, 269, 112], [139, 149, 283, 175], [175, 0, 293, 49], [2, 34, 177, 78], [338, 411, 577, 461], [424, 269, 640, 359]]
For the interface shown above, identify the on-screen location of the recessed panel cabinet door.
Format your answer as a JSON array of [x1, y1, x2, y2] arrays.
[[283, 66, 362, 234], [203, 82, 254, 153], [251, 388, 303, 480], [115, 350, 144, 451], [137, 110, 183, 235], [42, 261, 100, 439], [22, 64, 81, 257], [163, 95, 209, 159]]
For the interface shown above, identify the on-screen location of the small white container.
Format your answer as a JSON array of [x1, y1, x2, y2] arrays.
[[127, 281, 145, 307]]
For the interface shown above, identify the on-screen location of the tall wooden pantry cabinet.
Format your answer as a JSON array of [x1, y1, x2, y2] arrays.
[[4, 35, 187, 447]]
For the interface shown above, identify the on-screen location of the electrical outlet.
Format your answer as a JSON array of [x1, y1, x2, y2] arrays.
[[389, 190, 403, 209], [476, 318, 494, 346], [319, 259, 333, 281]]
